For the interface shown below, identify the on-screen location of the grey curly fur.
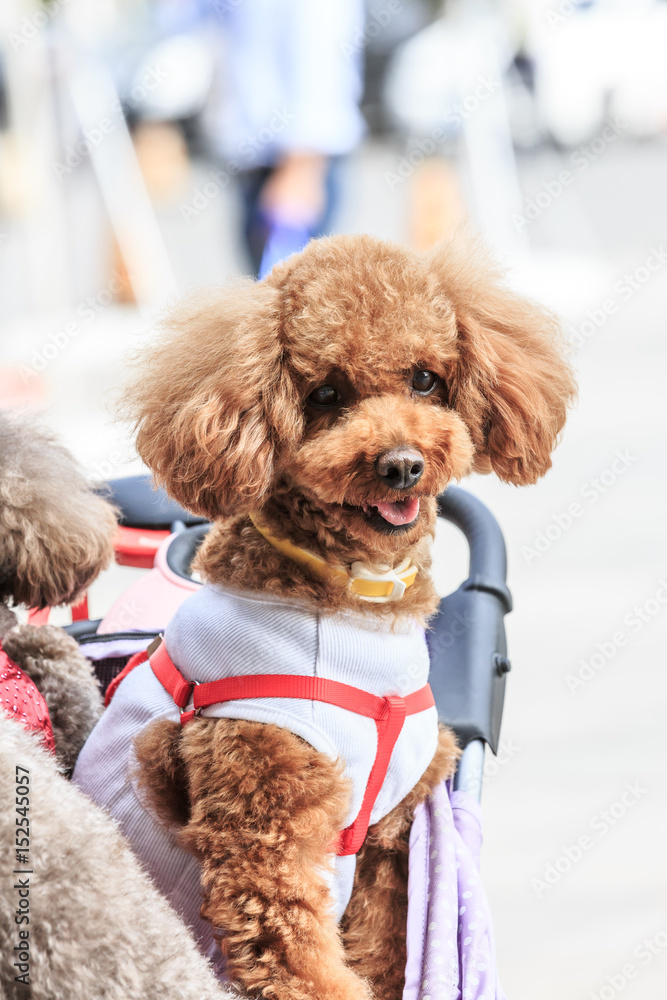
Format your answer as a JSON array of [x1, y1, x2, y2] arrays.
[[0, 715, 239, 1000], [0, 409, 117, 609], [0, 604, 16, 642], [0, 409, 115, 770], [0, 412, 239, 998], [2, 624, 103, 772]]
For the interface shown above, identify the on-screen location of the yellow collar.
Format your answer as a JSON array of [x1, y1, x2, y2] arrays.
[[249, 515, 418, 603]]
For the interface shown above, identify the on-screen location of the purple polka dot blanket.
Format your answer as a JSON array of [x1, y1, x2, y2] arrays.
[[403, 781, 507, 1000]]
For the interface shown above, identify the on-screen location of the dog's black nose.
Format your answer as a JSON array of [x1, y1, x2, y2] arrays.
[[375, 447, 424, 490]]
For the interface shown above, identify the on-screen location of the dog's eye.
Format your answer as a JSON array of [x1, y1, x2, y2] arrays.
[[308, 385, 340, 407], [411, 370, 438, 395]]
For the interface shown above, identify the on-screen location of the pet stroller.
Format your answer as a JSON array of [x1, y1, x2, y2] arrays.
[[65, 475, 511, 1000]]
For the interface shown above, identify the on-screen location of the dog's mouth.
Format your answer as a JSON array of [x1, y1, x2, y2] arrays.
[[359, 496, 420, 533]]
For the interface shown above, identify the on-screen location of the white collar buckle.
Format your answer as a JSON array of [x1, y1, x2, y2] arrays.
[[348, 558, 414, 604]]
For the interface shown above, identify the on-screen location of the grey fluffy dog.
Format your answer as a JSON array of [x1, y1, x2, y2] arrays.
[[0, 716, 237, 1000], [0, 410, 237, 999]]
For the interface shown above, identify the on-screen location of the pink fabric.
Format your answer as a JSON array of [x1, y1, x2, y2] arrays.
[[98, 532, 198, 633]]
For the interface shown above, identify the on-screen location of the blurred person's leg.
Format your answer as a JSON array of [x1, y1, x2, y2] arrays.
[[238, 153, 346, 277], [243, 152, 342, 278], [260, 152, 328, 227], [238, 165, 273, 275], [211, 0, 364, 275]]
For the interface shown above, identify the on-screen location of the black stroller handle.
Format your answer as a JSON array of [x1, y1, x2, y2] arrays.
[[97, 475, 206, 531], [432, 486, 513, 799], [436, 487, 512, 613]]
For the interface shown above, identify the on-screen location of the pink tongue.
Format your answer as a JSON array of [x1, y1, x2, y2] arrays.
[[374, 496, 420, 526]]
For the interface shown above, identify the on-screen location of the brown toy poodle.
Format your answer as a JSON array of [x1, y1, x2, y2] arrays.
[[76, 232, 575, 1000]]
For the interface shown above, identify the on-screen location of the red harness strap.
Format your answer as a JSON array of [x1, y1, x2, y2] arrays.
[[104, 650, 149, 707], [147, 640, 434, 857]]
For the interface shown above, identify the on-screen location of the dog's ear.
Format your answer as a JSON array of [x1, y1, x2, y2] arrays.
[[428, 234, 576, 485], [125, 281, 302, 519], [0, 410, 117, 609]]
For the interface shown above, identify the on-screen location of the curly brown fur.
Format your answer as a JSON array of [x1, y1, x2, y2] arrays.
[[135, 718, 371, 1000], [122, 231, 575, 992], [125, 231, 574, 619], [2, 624, 103, 772], [0, 715, 237, 1000], [340, 727, 460, 1000], [0, 409, 117, 609]]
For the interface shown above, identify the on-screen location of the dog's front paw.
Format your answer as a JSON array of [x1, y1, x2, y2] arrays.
[[334, 972, 374, 1000], [254, 966, 372, 1000], [305, 967, 374, 1000]]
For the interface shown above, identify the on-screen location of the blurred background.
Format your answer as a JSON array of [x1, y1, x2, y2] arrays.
[[0, 0, 666, 996]]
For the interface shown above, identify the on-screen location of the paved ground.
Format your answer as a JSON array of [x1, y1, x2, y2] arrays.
[[1, 134, 666, 1000]]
